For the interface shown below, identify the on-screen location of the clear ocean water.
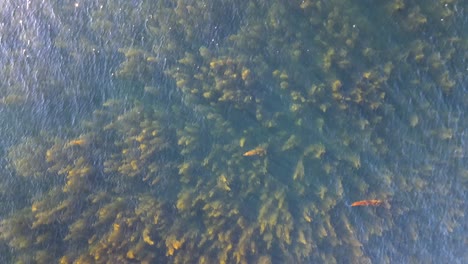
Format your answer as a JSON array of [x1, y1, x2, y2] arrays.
[[0, 1, 466, 263]]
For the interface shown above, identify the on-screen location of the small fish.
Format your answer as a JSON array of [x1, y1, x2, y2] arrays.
[[243, 147, 266, 157], [64, 137, 89, 149], [351, 199, 383, 207]]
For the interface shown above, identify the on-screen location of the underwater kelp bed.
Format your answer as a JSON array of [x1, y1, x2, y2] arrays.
[[0, 0, 466, 263]]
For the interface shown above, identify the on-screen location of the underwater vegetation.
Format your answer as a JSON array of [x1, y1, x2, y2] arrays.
[[0, 0, 466, 263]]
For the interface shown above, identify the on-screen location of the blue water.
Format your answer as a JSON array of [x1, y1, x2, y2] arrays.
[[0, 1, 466, 263]]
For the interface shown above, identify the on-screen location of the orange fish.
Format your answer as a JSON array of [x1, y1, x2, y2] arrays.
[[243, 147, 266, 157], [65, 137, 89, 149], [351, 199, 383, 207]]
